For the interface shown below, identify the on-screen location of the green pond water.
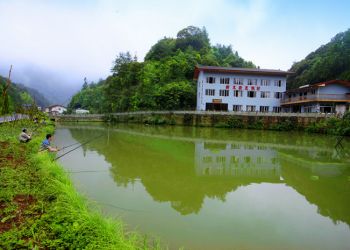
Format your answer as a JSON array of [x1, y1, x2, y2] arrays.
[[55, 123, 350, 250]]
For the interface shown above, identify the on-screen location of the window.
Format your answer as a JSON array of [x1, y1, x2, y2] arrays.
[[320, 106, 334, 113], [220, 77, 230, 84], [248, 79, 257, 85], [311, 89, 316, 95], [261, 79, 270, 86], [216, 156, 226, 163], [232, 105, 242, 111], [233, 90, 243, 97], [260, 91, 270, 98], [206, 77, 216, 84], [273, 107, 282, 113], [203, 156, 212, 163], [234, 78, 244, 85], [274, 80, 283, 87], [304, 106, 314, 113], [274, 92, 283, 99], [260, 106, 269, 112], [219, 90, 229, 96], [247, 91, 256, 98], [205, 89, 215, 96], [246, 105, 256, 112]]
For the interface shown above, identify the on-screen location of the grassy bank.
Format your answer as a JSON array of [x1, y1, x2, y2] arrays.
[[0, 119, 160, 249]]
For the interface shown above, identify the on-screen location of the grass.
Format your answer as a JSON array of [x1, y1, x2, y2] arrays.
[[0, 119, 161, 249]]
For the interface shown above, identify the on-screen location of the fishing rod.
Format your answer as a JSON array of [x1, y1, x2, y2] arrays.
[[60, 141, 81, 150], [54, 134, 104, 161]]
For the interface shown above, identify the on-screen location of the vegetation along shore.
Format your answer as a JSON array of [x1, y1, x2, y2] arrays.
[[0, 118, 160, 249]]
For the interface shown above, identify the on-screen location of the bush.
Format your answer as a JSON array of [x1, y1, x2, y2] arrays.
[[226, 116, 244, 128]]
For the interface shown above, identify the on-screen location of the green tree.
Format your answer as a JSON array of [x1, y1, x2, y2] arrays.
[[144, 37, 176, 61], [175, 26, 210, 54], [287, 28, 350, 89]]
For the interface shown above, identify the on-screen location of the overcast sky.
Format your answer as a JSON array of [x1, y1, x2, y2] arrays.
[[0, 0, 349, 102]]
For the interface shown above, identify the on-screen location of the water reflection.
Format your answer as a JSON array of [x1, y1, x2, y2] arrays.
[[195, 142, 281, 179], [55, 123, 350, 249], [58, 124, 350, 223]]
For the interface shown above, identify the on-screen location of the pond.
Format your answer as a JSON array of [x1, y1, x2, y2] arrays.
[[55, 123, 350, 250]]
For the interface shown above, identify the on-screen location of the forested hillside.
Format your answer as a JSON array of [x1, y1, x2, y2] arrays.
[[0, 75, 50, 114], [68, 26, 255, 113], [287, 29, 350, 89]]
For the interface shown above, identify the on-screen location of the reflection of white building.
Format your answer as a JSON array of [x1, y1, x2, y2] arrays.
[[195, 142, 280, 178]]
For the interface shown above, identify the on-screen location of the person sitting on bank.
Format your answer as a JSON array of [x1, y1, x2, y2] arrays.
[[19, 128, 31, 143], [41, 134, 59, 152]]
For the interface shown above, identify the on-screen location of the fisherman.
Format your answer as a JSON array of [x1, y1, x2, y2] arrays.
[[19, 128, 32, 143], [41, 134, 59, 152]]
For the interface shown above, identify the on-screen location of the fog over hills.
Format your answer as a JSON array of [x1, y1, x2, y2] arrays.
[[0, 63, 82, 106]]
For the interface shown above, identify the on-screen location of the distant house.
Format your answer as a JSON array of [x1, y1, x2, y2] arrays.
[[281, 80, 350, 114], [75, 108, 89, 114], [45, 105, 67, 115]]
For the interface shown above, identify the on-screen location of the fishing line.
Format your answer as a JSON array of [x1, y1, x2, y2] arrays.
[[66, 170, 107, 174], [54, 133, 104, 161], [98, 202, 147, 213], [61, 141, 81, 150]]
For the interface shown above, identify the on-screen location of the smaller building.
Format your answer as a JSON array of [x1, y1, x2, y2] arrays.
[[75, 108, 89, 114], [281, 80, 350, 114], [45, 105, 67, 115]]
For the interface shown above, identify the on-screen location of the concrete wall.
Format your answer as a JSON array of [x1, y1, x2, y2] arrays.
[[54, 111, 334, 129]]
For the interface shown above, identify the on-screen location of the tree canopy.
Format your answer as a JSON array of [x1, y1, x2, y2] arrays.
[[68, 25, 256, 113], [287, 28, 350, 89]]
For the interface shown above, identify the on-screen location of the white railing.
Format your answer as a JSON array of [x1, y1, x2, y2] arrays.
[[0, 114, 29, 124], [282, 94, 350, 104]]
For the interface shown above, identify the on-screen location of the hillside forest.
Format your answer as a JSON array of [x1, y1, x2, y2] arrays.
[[68, 26, 255, 113], [61, 27, 350, 113], [0, 75, 50, 115]]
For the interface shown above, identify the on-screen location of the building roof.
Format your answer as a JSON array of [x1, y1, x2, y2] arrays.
[[47, 104, 66, 109], [194, 65, 293, 79], [286, 80, 350, 93]]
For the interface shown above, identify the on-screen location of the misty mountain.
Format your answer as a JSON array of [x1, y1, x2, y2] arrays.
[[0, 64, 82, 106], [1, 75, 49, 112], [16, 83, 50, 108]]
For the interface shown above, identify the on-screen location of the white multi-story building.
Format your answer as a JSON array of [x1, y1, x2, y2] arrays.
[[194, 66, 292, 112]]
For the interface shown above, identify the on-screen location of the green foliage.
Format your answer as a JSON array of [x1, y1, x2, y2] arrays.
[[305, 113, 350, 135], [145, 37, 176, 61], [68, 80, 108, 114], [226, 116, 244, 128], [175, 26, 210, 54], [287, 28, 350, 89], [68, 25, 255, 113], [247, 118, 264, 130], [0, 122, 160, 249], [156, 81, 195, 110], [270, 118, 295, 131], [0, 76, 48, 115]]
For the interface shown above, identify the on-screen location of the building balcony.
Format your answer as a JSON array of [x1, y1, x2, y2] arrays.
[[281, 94, 350, 105]]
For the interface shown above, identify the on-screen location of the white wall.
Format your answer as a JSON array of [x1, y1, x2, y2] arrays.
[[196, 71, 287, 111]]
